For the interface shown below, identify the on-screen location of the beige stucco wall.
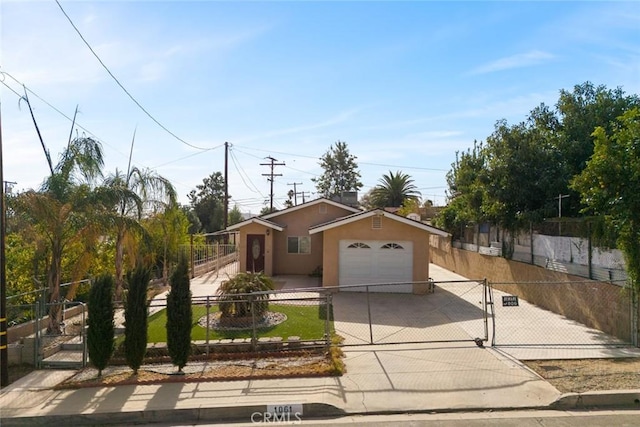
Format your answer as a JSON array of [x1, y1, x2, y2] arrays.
[[272, 203, 354, 275], [236, 202, 356, 277], [321, 214, 431, 293]]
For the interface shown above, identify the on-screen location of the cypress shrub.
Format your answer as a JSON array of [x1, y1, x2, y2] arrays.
[[124, 264, 151, 374], [166, 255, 192, 372], [87, 274, 115, 377]]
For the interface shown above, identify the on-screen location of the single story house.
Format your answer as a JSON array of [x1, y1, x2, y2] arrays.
[[226, 198, 449, 294]]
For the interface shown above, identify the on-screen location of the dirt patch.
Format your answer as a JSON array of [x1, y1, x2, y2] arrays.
[[56, 352, 342, 389], [525, 358, 640, 393]]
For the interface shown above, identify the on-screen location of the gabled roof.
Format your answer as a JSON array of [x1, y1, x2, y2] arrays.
[[226, 216, 285, 232], [308, 208, 450, 237], [261, 197, 361, 220]]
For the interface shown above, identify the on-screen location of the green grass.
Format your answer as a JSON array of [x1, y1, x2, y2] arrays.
[[146, 303, 331, 343]]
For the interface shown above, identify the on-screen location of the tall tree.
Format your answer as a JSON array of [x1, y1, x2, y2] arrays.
[[571, 108, 640, 291], [103, 164, 176, 302], [312, 141, 363, 200], [436, 141, 488, 236], [87, 274, 115, 377], [144, 205, 191, 285], [370, 171, 421, 208], [13, 136, 105, 333], [188, 172, 226, 233], [124, 264, 150, 374], [166, 255, 192, 373], [556, 82, 639, 216], [482, 116, 564, 233], [228, 205, 244, 226]]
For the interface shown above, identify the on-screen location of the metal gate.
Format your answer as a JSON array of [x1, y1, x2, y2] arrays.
[[490, 280, 635, 350], [331, 279, 493, 347], [35, 301, 87, 369]]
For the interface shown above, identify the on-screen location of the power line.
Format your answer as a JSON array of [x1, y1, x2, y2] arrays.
[[54, 0, 215, 152], [229, 147, 265, 197], [0, 70, 128, 158], [233, 143, 449, 172]]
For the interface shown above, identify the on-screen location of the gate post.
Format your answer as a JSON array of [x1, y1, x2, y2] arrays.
[[324, 292, 332, 350], [366, 286, 373, 344]]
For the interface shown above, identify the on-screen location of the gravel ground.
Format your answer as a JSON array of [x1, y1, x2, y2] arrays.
[[525, 358, 640, 393]]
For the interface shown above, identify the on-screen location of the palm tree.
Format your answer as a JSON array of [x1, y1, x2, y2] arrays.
[[103, 166, 176, 301], [15, 136, 106, 333], [370, 170, 421, 208]]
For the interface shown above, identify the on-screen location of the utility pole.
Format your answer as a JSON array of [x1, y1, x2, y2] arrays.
[[224, 142, 229, 231], [301, 191, 311, 204], [0, 100, 7, 386], [261, 156, 284, 212], [556, 193, 569, 236], [287, 182, 302, 206]]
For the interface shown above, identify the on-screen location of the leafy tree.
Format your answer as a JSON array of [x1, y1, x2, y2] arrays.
[[87, 274, 115, 377], [188, 172, 226, 233], [482, 116, 564, 233], [103, 166, 176, 301], [312, 141, 363, 200], [124, 264, 151, 374], [260, 205, 277, 216], [5, 233, 39, 305], [228, 204, 244, 226], [180, 204, 202, 235], [436, 141, 488, 235], [166, 255, 192, 372], [358, 188, 375, 210], [144, 206, 191, 285], [571, 108, 640, 291], [396, 198, 421, 218], [370, 171, 421, 208], [556, 82, 639, 216]]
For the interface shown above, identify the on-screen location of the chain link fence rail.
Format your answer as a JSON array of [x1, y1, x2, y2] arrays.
[[490, 280, 635, 348], [144, 289, 332, 356], [330, 280, 490, 347]]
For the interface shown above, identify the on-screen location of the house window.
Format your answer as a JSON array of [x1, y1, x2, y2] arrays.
[[287, 236, 311, 254]]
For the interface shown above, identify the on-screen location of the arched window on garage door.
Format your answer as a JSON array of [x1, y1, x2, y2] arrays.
[[380, 243, 404, 250], [347, 242, 371, 249]]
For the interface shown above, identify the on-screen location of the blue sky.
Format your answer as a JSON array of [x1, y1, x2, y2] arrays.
[[1, 1, 638, 213]]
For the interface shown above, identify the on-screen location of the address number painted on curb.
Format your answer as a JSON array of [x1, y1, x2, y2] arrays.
[[267, 404, 303, 415]]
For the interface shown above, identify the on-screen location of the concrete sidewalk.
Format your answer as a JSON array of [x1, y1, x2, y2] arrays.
[[0, 341, 562, 426], [1, 264, 639, 426]]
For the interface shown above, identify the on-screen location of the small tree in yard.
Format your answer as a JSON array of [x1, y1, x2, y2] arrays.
[[87, 274, 115, 377], [166, 255, 192, 373], [217, 272, 274, 326], [124, 264, 151, 374]]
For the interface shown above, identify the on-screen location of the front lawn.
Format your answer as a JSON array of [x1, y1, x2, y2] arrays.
[[146, 303, 330, 343]]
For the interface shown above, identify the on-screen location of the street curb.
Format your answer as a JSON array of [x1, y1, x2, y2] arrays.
[[0, 403, 346, 427], [551, 390, 640, 410]]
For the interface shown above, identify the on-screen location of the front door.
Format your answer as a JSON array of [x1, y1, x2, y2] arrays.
[[246, 234, 265, 273]]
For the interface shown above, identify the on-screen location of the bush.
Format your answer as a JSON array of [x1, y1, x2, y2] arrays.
[[166, 255, 192, 372], [124, 265, 151, 374], [87, 274, 115, 377], [217, 272, 274, 321]]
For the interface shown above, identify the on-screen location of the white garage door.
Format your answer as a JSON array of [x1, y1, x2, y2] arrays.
[[338, 240, 413, 293]]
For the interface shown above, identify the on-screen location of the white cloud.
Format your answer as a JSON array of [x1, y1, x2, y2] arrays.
[[469, 50, 555, 75]]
